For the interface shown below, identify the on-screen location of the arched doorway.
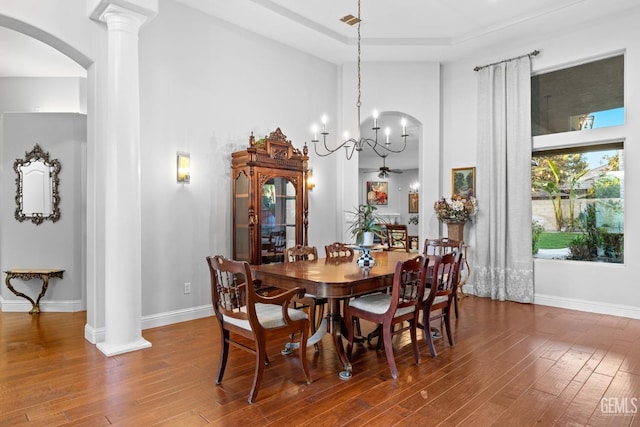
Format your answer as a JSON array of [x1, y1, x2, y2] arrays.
[[358, 111, 422, 244], [0, 17, 95, 336]]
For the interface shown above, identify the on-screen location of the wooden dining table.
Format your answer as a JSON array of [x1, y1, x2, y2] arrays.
[[251, 250, 419, 380]]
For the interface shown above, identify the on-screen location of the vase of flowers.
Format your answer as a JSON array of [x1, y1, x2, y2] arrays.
[[434, 195, 478, 222], [433, 195, 478, 241]]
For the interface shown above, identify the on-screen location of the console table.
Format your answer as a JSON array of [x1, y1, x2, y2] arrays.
[[4, 269, 64, 314]]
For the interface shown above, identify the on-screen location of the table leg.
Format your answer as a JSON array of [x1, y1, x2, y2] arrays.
[[281, 317, 328, 355], [328, 299, 352, 380], [4, 274, 39, 314], [281, 298, 353, 379], [32, 274, 51, 314]]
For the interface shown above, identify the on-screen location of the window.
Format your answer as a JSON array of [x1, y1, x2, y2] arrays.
[[531, 55, 625, 263], [532, 55, 624, 136]]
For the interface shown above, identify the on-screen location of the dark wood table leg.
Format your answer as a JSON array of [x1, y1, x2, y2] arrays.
[[327, 298, 352, 380]]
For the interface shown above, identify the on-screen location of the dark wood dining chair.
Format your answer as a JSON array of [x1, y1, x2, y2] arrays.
[[324, 242, 355, 259], [423, 238, 464, 318], [344, 255, 428, 379], [284, 245, 326, 350], [419, 252, 463, 358], [206, 255, 311, 403], [386, 224, 410, 252], [423, 237, 463, 256]]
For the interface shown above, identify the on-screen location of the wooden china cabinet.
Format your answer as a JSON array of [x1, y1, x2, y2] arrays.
[[231, 128, 310, 265]]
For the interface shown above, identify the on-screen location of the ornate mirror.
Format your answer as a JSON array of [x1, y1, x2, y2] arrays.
[[14, 144, 61, 225]]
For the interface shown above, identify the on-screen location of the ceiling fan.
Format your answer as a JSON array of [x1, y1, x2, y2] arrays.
[[364, 155, 403, 179]]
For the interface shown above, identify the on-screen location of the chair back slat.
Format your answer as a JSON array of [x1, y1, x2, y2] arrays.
[[325, 242, 355, 259], [285, 245, 318, 262], [391, 255, 428, 312], [425, 252, 462, 304], [423, 238, 463, 256], [207, 255, 253, 320]]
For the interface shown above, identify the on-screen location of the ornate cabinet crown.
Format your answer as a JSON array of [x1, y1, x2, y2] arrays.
[[231, 128, 310, 265]]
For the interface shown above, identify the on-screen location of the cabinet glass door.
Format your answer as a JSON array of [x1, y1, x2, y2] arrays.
[[234, 172, 249, 261], [261, 177, 296, 264]]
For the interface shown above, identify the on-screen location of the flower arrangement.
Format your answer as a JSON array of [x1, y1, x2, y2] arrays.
[[433, 195, 478, 222]]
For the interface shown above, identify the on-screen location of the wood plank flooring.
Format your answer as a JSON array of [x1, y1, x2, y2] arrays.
[[1, 296, 640, 426]]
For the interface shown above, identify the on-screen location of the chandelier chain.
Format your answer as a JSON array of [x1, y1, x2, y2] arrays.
[[311, 0, 408, 161], [356, 0, 361, 110]]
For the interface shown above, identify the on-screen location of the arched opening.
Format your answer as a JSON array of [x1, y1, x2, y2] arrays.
[[358, 111, 422, 248], [0, 18, 92, 326]]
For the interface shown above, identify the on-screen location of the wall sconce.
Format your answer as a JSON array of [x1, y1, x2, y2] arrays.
[[409, 181, 420, 193], [177, 152, 190, 183], [307, 168, 315, 191]]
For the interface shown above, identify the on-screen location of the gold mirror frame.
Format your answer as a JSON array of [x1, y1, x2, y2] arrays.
[[14, 144, 61, 225]]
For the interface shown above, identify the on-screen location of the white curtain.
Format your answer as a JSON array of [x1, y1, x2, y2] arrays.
[[474, 56, 534, 303]]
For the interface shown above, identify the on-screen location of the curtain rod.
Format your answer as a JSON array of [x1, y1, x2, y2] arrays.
[[473, 50, 540, 72]]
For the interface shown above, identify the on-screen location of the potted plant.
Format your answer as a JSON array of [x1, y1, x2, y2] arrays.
[[346, 204, 386, 246]]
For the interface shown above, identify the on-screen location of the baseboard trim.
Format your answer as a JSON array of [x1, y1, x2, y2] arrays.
[[141, 304, 213, 330], [0, 297, 84, 312], [83, 305, 214, 344], [534, 293, 640, 319], [85, 323, 104, 344], [460, 288, 640, 320]]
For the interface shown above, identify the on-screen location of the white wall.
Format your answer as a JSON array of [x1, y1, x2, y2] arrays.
[[0, 0, 340, 330], [442, 10, 640, 318], [0, 77, 86, 114], [1, 112, 86, 311], [341, 62, 441, 245], [137, 0, 339, 317]]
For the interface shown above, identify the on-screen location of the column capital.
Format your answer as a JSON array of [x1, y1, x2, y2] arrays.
[[88, 0, 158, 26]]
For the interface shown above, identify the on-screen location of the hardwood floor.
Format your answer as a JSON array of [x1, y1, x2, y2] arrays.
[[2, 296, 640, 426]]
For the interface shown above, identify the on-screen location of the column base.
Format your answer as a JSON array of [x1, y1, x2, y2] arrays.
[[97, 337, 152, 356]]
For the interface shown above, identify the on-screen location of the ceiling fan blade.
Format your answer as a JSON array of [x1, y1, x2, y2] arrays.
[[389, 169, 403, 174]]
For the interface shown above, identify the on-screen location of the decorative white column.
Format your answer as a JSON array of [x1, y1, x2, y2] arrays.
[[91, 1, 156, 356]]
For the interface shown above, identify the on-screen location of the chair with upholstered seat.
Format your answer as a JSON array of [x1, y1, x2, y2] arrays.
[[423, 238, 464, 317], [419, 252, 462, 358], [206, 255, 311, 403], [284, 245, 326, 348], [344, 255, 428, 379]]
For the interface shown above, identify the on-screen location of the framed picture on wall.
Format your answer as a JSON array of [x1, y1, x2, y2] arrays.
[[452, 167, 476, 198], [366, 181, 388, 205], [408, 193, 419, 213]]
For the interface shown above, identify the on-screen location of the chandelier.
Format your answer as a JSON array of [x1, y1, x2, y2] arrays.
[[312, 0, 409, 160]]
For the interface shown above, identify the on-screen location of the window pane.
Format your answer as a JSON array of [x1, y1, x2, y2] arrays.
[[531, 146, 624, 263], [532, 55, 624, 136]]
